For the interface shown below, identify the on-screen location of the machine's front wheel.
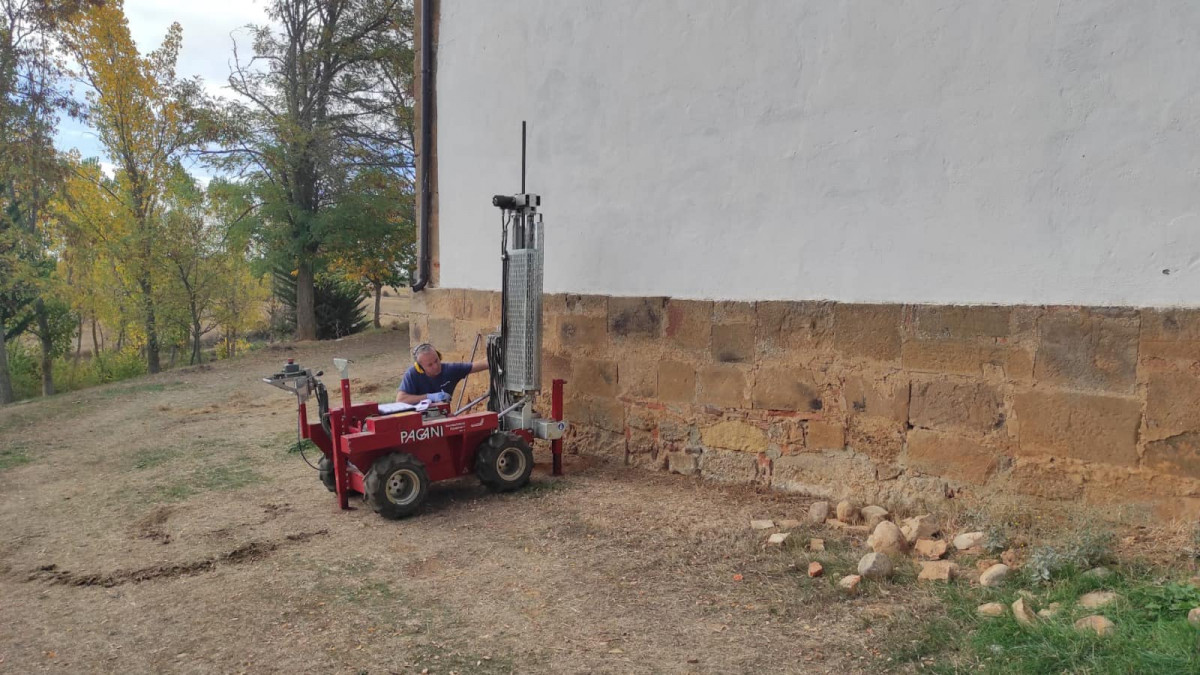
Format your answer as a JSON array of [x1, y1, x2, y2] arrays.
[[476, 433, 534, 492], [317, 455, 336, 492], [364, 453, 429, 519]]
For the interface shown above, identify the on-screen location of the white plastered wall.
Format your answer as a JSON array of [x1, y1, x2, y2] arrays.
[[435, 0, 1200, 306]]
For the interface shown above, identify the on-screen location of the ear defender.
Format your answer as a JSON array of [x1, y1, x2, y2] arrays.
[[411, 345, 442, 375]]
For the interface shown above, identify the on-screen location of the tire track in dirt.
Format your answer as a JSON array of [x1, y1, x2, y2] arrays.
[[25, 529, 328, 588]]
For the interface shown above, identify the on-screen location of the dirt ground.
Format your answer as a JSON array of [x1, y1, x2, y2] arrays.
[[0, 327, 923, 674]]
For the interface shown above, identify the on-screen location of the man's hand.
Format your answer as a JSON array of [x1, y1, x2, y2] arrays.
[[426, 391, 451, 403]]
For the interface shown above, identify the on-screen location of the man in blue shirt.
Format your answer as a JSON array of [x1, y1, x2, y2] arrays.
[[395, 342, 489, 404]]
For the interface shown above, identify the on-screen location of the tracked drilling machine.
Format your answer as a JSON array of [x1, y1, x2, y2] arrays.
[[264, 123, 567, 519]]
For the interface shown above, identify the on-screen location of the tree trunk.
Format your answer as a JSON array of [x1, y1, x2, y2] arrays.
[[34, 299, 54, 396], [91, 317, 100, 357], [74, 314, 83, 365], [295, 261, 317, 341], [0, 326, 14, 405], [191, 316, 202, 365], [139, 279, 161, 374], [373, 280, 383, 328]]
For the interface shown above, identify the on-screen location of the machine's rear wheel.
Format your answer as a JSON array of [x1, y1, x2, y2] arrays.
[[476, 432, 534, 492], [317, 455, 336, 492], [365, 453, 429, 519]]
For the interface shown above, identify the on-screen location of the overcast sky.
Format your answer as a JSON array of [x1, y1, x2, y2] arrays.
[[55, 0, 273, 180]]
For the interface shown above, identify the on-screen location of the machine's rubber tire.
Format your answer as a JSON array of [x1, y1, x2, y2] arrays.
[[364, 453, 429, 519], [476, 432, 534, 492], [317, 455, 336, 492]]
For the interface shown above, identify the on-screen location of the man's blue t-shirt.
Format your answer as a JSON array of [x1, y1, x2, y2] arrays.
[[398, 362, 473, 397]]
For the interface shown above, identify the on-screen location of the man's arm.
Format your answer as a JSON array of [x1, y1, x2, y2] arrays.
[[395, 390, 427, 404], [469, 356, 489, 374]]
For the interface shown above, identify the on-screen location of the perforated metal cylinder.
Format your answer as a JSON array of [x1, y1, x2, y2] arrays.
[[503, 236, 543, 392]]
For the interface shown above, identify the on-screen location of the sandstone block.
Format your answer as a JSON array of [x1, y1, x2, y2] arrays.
[[977, 603, 1005, 617], [808, 562, 824, 578], [844, 376, 910, 424], [809, 538, 825, 552], [808, 501, 831, 524], [979, 563, 1010, 587], [702, 420, 767, 453], [565, 396, 625, 434], [778, 519, 802, 529], [616, 359, 657, 398], [867, 521, 907, 555], [909, 380, 1004, 433], [571, 359, 618, 398], [751, 519, 775, 530], [918, 561, 957, 582], [697, 365, 748, 408], [914, 539, 948, 560], [773, 451, 877, 497], [914, 305, 1012, 339], [1141, 309, 1200, 360], [900, 515, 940, 543], [836, 500, 860, 524], [1082, 567, 1112, 580], [805, 421, 846, 450], [838, 574, 861, 594], [608, 296, 665, 339], [658, 361, 696, 403], [712, 323, 754, 363], [901, 340, 1007, 376], [1145, 373, 1200, 438], [461, 289, 494, 321], [833, 304, 902, 362], [751, 367, 822, 412], [1012, 598, 1037, 626], [1034, 310, 1138, 394], [1144, 432, 1200, 480], [905, 429, 1001, 485], [1015, 391, 1141, 467], [667, 451, 699, 475], [665, 299, 713, 350], [767, 532, 790, 545], [1188, 607, 1200, 628], [861, 505, 890, 529], [755, 301, 834, 354], [953, 532, 985, 550], [1007, 459, 1084, 500], [1074, 615, 1115, 636], [857, 552, 894, 579], [428, 317, 455, 349], [557, 315, 608, 350]]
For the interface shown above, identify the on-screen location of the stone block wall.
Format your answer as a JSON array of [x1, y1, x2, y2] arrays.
[[410, 288, 1200, 520]]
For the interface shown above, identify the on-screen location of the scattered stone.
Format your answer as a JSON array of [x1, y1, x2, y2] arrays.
[[1001, 548, 1020, 569], [918, 561, 958, 582], [1082, 567, 1112, 580], [958, 567, 982, 585], [751, 519, 775, 530], [953, 532, 986, 550], [778, 519, 802, 530], [808, 562, 824, 578], [838, 574, 861, 594], [808, 538, 825, 552], [1012, 597, 1037, 626], [976, 558, 1000, 573], [1188, 607, 1200, 628], [825, 518, 869, 533], [808, 501, 830, 524], [1078, 591, 1121, 610], [767, 532, 790, 545], [867, 521, 908, 556], [914, 538, 948, 560], [977, 602, 1005, 617], [1037, 602, 1062, 619], [900, 514, 939, 544], [836, 500, 860, 524], [857, 552, 893, 580], [979, 564, 1010, 587], [861, 505, 890, 529], [1188, 576, 1200, 589], [1074, 615, 1115, 636]]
